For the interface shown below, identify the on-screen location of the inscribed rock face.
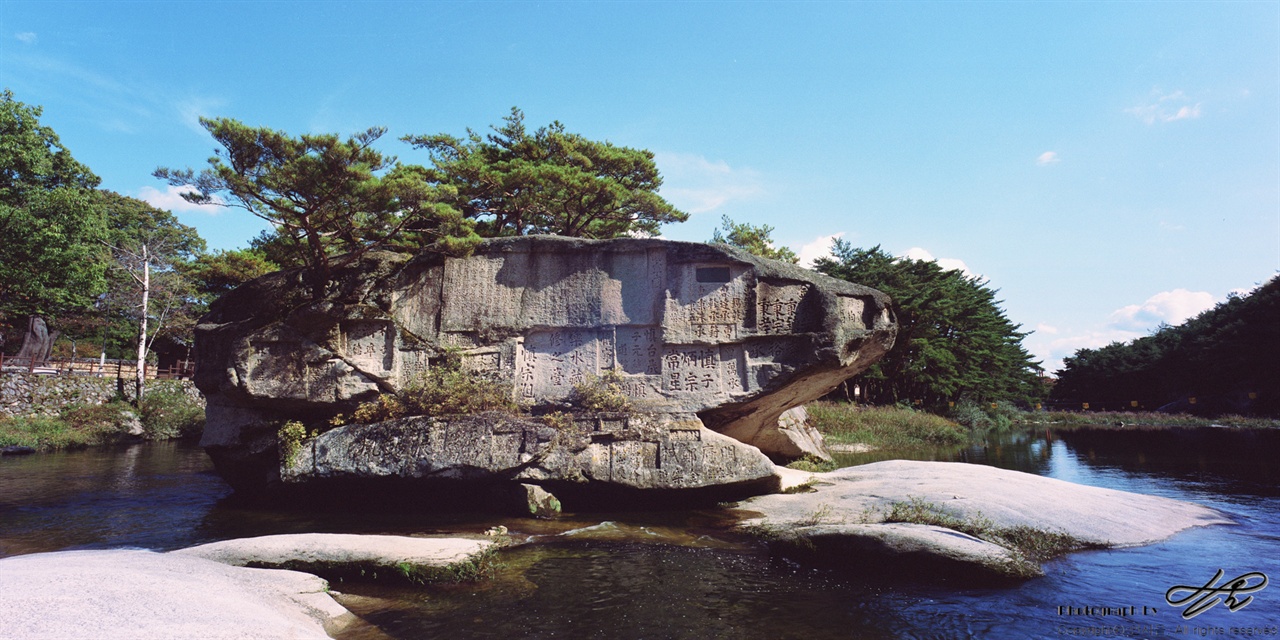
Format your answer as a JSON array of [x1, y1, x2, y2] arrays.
[[195, 237, 896, 495]]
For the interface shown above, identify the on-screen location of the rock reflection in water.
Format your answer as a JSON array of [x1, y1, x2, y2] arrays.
[[334, 541, 920, 640]]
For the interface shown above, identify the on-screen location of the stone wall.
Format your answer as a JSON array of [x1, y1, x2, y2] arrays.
[[0, 372, 203, 418]]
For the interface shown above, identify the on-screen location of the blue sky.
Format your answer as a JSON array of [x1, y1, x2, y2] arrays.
[[3, 1, 1277, 373]]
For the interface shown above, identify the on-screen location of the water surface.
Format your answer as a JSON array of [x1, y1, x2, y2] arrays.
[[1, 427, 1276, 639]]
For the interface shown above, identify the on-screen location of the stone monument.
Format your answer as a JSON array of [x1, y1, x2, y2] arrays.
[[195, 236, 896, 504]]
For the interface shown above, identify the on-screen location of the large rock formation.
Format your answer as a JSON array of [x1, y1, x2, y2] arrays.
[[738, 460, 1231, 579], [195, 236, 896, 503]]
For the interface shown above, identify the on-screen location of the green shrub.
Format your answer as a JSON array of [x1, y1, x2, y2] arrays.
[[278, 420, 309, 463], [138, 388, 205, 439], [786, 456, 839, 473], [949, 401, 1016, 432], [570, 370, 631, 412], [353, 354, 518, 423]]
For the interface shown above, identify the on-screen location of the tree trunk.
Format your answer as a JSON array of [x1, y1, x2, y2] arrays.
[[135, 245, 149, 404]]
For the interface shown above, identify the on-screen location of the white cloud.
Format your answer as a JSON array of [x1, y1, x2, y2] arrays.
[[1166, 104, 1202, 122], [1036, 151, 1059, 166], [137, 185, 226, 215], [1035, 323, 1059, 335], [900, 247, 975, 278], [1127, 89, 1203, 125], [1107, 288, 1217, 331], [795, 232, 845, 268], [175, 97, 226, 136], [15, 32, 37, 44], [1029, 327, 1146, 375], [655, 152, 765, 214]]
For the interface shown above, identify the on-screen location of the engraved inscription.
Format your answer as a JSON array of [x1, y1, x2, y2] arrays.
[[662, 346, 721, 394], [441, 256, 524, 331], [518, 330, 602, 400], [719, 344, 747, 394], [668, 264, 750, 336], [615, 326, 661, 375], [757, 283, 810, 335], [342, 321, 393, 372], [838, 295, 867, 330], [461, 351, 501, 373]]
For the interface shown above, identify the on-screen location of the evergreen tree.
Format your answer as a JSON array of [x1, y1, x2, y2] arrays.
[[404, 107, 688, 238], [709, 216, 798, 263], [1053, 275, 1280, 415], [156, 118, 479, 297], [814, 241, 1044, 408]]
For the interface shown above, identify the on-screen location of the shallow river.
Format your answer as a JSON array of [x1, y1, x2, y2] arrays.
[[1, 426, 1277, 639]]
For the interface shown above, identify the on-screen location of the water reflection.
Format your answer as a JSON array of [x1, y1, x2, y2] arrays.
[[2, 426, 1278, 639]]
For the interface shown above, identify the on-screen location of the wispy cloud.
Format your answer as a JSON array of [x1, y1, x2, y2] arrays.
[[655, 152, 765, 214], [15, 32, 37, 45], [900, 247, 975, 278], [1036, 151, 1059, 166], [1126, 89, 1203, 125], [137, 185, 226, 215], [795, 232, 845, 268], [175, 96, 226, 136]]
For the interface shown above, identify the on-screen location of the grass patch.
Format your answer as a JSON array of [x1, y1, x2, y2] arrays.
[[0, 389, 206, 453], [806, 402, 968, 449], [1, 402, 136, 451], [0, 414, 115, 450], [394, 547, 504, 584], [881, 497, 1100, 568], [785, 455, 839, 473], [1015, 410, 1280, 429]]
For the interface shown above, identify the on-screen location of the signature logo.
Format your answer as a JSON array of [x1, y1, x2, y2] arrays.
[[1165, 569, 1268, 620]]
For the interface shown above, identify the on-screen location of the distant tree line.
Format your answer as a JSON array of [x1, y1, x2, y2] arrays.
[[1052, 276, 1280, 416]]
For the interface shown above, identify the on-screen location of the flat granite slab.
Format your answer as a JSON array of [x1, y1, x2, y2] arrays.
[[0, 549, 349, 640], [740, 460, 1232, 579], [175, 533, 497, 582]]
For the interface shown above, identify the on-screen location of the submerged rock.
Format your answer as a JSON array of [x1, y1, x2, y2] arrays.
[[195, 236, 895, 501], [739, 460, 1231, 580], [175, 533, 496, 583]]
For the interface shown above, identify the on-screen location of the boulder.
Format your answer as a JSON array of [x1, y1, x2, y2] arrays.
[[507, 483, 563, 518], [282, 411, 781, 504], [194, 236, 896, 498], [0, 549, 350, 640], [738, 460, 1232, 579], [175, 533, 496, 583]]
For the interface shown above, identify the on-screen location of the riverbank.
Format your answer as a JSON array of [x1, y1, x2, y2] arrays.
[[0, 387, 204, 452], [806, 402, 1280, 454], [1015, 409, 1280, 429]]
